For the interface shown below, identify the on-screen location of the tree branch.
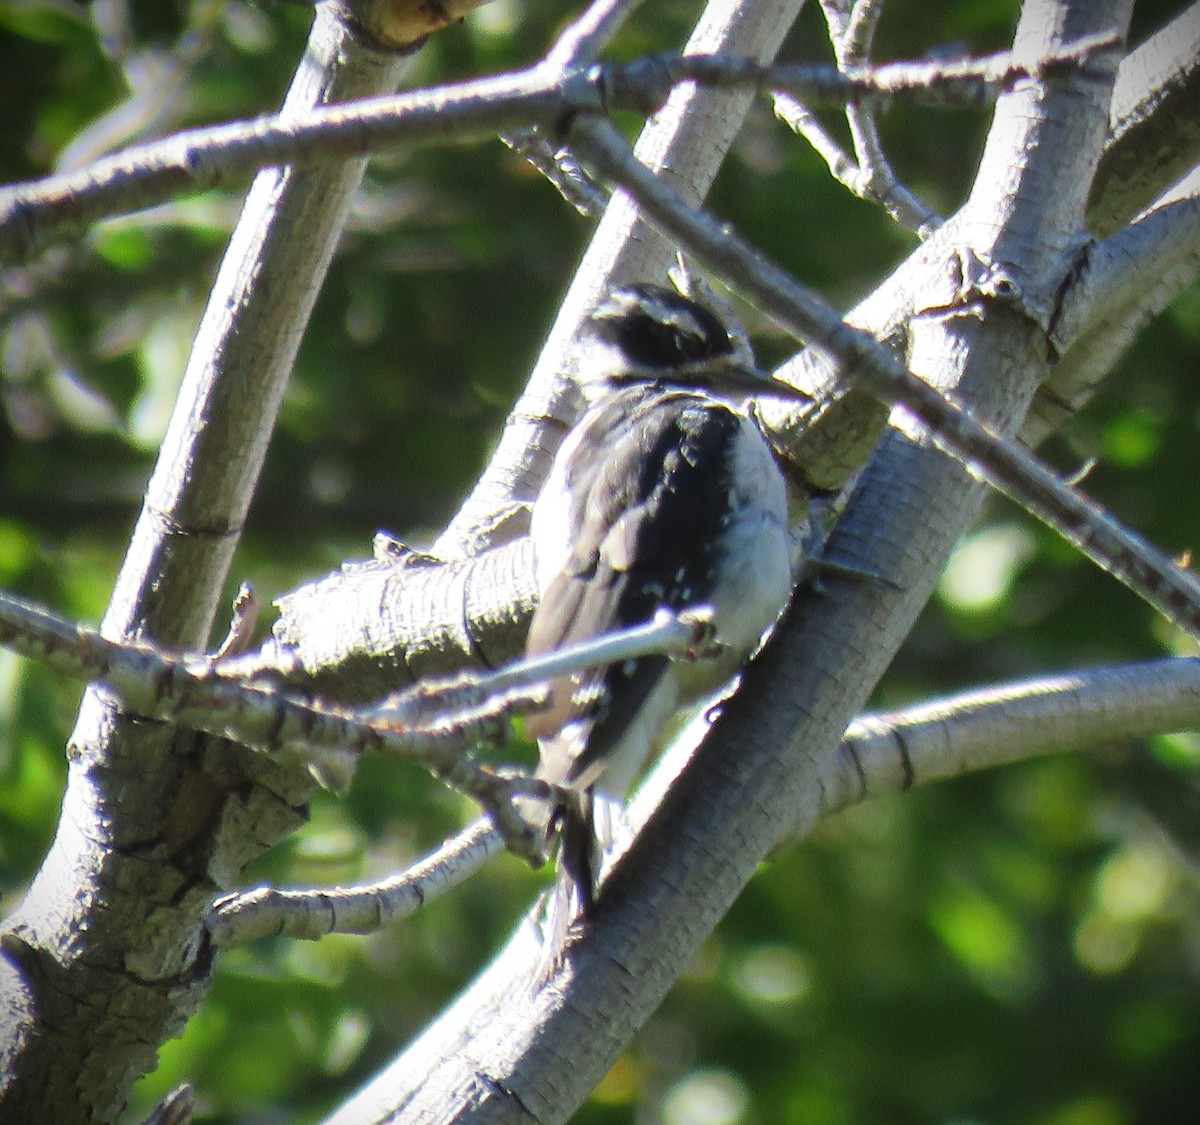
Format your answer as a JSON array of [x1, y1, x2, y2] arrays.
[[826, 657, 1200, 815], [208, 817, 504, 944], [1, 35, 1111, 266], [1087, 2, 1200, 237], [0, 587, 722, 864], [1049, 186, 1200, 355], [1026, 173, 1200, 441]]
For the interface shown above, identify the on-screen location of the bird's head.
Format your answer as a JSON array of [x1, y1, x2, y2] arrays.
[[573, 283, 808, 405]]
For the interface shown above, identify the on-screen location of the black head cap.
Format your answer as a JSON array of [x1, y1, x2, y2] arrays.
[[574, 283, 811, 404], [586, 284, 737, 373]]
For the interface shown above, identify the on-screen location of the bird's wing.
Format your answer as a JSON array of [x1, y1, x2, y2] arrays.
[[526, 389, 741, 789]]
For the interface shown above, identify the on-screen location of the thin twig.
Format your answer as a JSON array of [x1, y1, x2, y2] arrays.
[[779, 0, 935, 233], [785, 105, 929, 231], [836, 0, 935, 231], [631, 33, 1121, 107], [496, 0, 643, 217], [773, 91, 859, 177], [448, 606, 719, 700], [543, 0, 648, 69], [769, 19, 1118, 232], [0, 589, 543, 848], [208, 817, 504, 945], [500, 127, 610, 218], [840, 0, 885, 65]]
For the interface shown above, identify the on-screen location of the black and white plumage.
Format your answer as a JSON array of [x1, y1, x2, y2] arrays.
[[527, 283, 803, 934]]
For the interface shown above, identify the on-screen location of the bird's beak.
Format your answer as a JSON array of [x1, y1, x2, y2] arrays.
[[749, 367, 813, 403], [689, 359, 813, 403]]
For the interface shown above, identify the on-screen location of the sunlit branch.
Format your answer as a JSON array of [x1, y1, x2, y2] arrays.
[[1088, 3, 1200, 236], [0, 32, 1115, 263], [642, 31, 1118, 106], [836, 0, 938, 233], [1050, 189, 1200, 356], [208, 817, 504, 945], [825, 657, 1200, 814]]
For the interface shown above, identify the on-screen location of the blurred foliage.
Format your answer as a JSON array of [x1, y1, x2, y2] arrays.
[[0, 0, 1199, 1122]]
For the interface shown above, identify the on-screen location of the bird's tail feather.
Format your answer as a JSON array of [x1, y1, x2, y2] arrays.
[[539, 788, 632, 957], [542, 793, 595, 956]]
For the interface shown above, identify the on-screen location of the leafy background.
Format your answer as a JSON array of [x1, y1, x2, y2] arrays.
[[1, 0, 1198, 1121]]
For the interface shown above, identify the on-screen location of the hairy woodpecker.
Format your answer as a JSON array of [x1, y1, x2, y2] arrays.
[[526, 283, 806, 934]]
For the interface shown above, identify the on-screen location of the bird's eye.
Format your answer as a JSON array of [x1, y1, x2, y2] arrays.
[[668, 326, 695, 359]]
